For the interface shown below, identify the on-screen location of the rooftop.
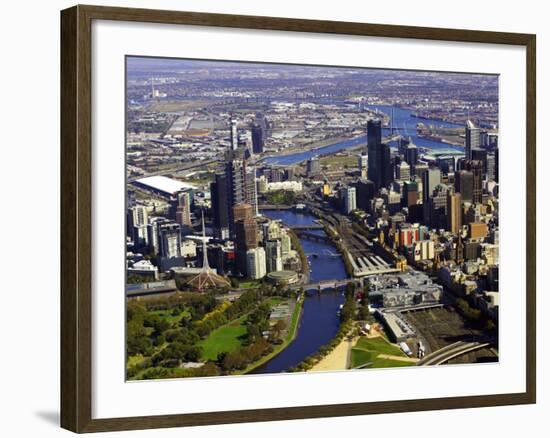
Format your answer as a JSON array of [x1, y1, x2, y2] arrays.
[[134, 175, 196, 196]]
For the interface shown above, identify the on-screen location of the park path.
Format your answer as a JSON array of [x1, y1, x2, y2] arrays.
[[376, 353, 418, 363]]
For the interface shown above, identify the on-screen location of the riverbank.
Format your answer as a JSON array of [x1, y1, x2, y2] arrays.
[[241, 296, 304, 374], [309, 336, 354, 372], [262, 134, 351, 161]]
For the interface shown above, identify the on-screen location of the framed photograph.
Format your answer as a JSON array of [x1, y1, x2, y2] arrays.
[[60, 4, 536, 433]]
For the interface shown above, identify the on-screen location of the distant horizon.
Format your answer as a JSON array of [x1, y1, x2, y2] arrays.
[[126, 55, 499, 80]]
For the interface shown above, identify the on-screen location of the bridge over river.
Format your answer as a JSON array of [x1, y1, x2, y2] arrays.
[[292, 278, 362, 292]]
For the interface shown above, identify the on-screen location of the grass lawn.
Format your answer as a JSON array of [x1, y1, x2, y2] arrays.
[[355, 336, 407, 357], [238, 280, 262, 289], [266, 297, 286, 306], [350, 349, 378, 368], [351, 336, 413, 369], [370, 358, 414, 368], [198, 317, 247, 361], [320, 155, 358, 168]]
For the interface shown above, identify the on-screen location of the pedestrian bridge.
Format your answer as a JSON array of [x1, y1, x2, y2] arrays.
[[295, 278, 362, 292]]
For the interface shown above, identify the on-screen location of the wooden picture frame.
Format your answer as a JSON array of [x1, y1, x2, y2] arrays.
[[60, 4, 536, 433]]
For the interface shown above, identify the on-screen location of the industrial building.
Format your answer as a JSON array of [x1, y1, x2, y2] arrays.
[[133, 175, 196, 199]]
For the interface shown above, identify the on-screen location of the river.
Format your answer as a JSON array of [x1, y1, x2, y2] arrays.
[[252, 210, 348, 374], [262, 104, 464, 166]]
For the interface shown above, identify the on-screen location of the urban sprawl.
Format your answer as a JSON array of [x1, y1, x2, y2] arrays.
[[126, 59, 499, 380]]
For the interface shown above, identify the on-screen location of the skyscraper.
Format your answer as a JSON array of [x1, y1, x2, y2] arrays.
[[158, 222, 182, 259], [343, 186, 357, 214], [405, 142, 419, 171], [403, 181, 419, 208], [455, 170, 474, 203], [381, 143, 393, 188], [251, 113, 268, 154], [358, 153, 368, 178], [265, 239, 283, 273], [464, 160, 483, 204], [233, 202, 254, 223], [235, 217, 258, 276], [422, 168, 441, 202], [428, 185, 448, 230], [230, 116, 238, 151], [486, 153, 496, 181], [307, 157, 321, 177], [354, 179, 375, 211], [397, 161, 411, 181], [447, 191, 462, 234], [174, 190, 192, 227], [128, 205, 149, 248], [251, 123, 264, 154], [367, 119, 383, 189], [465, 120, 480, 160], [422, 168, 441, 223], [211, 173, 230, 239], [225, 155, 258, 232], [247, 247, 267, 279]]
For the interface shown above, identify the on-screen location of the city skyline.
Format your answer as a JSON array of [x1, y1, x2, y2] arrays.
[[125, 56, 499, 381]]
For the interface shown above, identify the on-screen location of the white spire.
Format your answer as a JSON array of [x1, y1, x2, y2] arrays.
[[201, 210, 210, 270]]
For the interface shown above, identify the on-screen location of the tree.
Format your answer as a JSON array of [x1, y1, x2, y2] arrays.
[[272, 320, 287, 339]]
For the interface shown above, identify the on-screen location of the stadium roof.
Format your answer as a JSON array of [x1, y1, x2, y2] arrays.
[[134, 176, 196, 196]]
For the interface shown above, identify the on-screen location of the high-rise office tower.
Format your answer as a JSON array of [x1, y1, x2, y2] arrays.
[[436, 156, 455, 175], [494, 148, 499, 182], [128, 205, 149, 248], [307, 157, 321, 177], [486, 153, 496, 182], [464, 160, 483, 204], [422, 168, 441, 202], [265, 239, 283, 273], [251, 113, 268, 154], [230, 116, 238, 151], [225, 156, 258, 231], [447, 191, 462, 234], [405, 143, 419, 175], [246, 247, 267, 279], [403, 181, 419, 208], [428, 185, 448, 230], [211, 173, 230, 239], [455, 170, 474, 203], [128, 205, 148, 228], [471, 148, 488, 174], [158, 222, 182, 259], [397, 161, 411, 181], [422, 167, 441, 223], [354, 179, 375, 211], [174, 190, 192, 227], [251, 123, 264, 154], [465, 120, 480, 160], [233, 203, 254, 224], [381, 143, 393, 188], [343, 186, 357, 214], [235, 217, 258, 276], [367, 119, 383, 189], [358, 153, 368, 178]]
